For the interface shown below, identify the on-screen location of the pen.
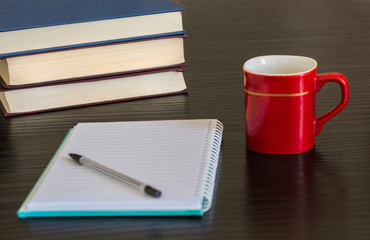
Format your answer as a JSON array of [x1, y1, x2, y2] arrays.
[[68, 153, 162, 198]]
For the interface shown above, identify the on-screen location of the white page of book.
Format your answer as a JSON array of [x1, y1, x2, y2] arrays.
[[28, 120, 215, 211]]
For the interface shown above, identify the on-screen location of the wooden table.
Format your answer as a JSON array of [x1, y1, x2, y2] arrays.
[[1, 0, 370, 239]]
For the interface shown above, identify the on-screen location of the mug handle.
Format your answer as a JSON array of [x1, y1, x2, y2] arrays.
[[315, 73, 349, 135]]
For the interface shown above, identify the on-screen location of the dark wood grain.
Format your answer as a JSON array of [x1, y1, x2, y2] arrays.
[[1, 0, 370, 239]]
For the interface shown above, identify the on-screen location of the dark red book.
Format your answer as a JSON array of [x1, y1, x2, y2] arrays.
[[0, 67, 187, 117]]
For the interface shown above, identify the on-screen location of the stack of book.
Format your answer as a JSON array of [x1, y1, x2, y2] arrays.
[[0, 0, 188, 116]]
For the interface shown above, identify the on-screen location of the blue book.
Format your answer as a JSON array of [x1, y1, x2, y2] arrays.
[[0, 0, 185, 57], [17, 120, 224, 217]]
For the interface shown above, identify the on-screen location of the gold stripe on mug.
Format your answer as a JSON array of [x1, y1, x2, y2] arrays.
[[244, 89, 309, 97]]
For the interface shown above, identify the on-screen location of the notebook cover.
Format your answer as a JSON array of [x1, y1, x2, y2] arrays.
[[16, 128, 203, 217], [0, 67, 188, 117], [0, 0, 182, 32], [16, 119, 225, 217]]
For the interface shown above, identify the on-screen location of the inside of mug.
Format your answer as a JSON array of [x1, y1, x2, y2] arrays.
[[243, 55, 317, 75]]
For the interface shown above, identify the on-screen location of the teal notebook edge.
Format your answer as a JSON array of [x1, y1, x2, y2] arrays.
[[17, 209, 203, 218]]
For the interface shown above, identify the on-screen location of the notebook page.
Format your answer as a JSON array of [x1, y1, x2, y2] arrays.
[[28, 120, 215, 211]]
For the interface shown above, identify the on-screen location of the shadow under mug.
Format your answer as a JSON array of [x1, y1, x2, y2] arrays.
[[243, 55, 349, 154]]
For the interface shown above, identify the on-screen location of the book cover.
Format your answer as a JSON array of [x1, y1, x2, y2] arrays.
[[0, 62, 187, 90], [0, 35, 186, 88], [0, 67, 188, 117], [0, 0, 185, 57], [0, 0, 182, 31]]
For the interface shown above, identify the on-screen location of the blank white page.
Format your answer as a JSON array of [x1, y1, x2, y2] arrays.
[[27, 119, 221, 211]]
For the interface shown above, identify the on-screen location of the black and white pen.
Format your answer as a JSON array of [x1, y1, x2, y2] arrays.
[[68, 153, 162, 198]]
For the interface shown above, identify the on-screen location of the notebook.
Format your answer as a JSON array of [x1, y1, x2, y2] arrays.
[[17, 119, 224, 218]]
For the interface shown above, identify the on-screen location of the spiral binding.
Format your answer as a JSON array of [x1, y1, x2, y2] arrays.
[[195, 119, 224, 212]]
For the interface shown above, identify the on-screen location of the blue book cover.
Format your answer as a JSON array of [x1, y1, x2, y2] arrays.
[[0, 0, 182, 32], [0, 0, 185, 57]]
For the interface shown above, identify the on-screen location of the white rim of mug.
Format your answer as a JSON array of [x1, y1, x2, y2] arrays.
[[243, 55, 318, 76]]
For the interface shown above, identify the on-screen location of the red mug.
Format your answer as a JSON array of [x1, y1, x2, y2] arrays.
[[243, 55, 349, 154]]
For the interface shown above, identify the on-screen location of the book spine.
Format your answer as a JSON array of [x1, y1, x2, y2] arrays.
[[196, 120, 224, 212]]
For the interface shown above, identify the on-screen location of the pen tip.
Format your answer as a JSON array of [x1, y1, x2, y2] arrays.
[[69, 153, 82, 164], [144, 186, 162, 198]]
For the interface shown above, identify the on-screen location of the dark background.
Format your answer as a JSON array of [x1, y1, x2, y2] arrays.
[[1, 0, 370, 239]]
